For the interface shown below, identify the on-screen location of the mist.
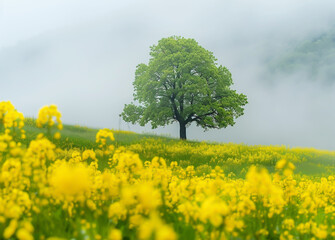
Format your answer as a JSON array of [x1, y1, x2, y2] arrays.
[[1, 0, 335, 149]]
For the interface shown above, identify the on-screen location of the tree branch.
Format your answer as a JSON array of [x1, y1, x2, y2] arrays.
[[170, 96, 182, 122], [189, 110, 216, 122]]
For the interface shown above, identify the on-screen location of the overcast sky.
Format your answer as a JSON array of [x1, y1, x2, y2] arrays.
[[1, 0, 335, 149]]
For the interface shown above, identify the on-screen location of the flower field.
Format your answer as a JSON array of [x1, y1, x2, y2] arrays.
[[1, 101, 335, 240]]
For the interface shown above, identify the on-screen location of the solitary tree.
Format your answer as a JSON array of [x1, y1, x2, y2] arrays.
[[121, 36, 248, 140]]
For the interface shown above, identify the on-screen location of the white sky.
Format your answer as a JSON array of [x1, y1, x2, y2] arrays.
[[2, 0, 335, 149]]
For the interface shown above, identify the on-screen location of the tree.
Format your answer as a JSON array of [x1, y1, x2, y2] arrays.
[[121, 36, 248, 140]]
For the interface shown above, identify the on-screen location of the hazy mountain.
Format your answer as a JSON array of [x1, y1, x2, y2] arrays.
[[269, 27, 335, 83]]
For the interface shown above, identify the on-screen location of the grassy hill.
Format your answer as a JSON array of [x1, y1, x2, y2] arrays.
[[23, 118, 335, 177]]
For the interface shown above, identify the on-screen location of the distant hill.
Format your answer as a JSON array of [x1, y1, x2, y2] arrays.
[[269, 27, 335, 82]]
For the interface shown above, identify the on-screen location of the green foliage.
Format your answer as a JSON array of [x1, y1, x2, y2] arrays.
[[122, 36, 248, 139]]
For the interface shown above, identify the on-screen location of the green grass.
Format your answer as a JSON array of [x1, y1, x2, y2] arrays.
[[24, 118, 171, 148]]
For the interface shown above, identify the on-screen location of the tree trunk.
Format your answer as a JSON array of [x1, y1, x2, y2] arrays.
[[179, 122, 187, 140]]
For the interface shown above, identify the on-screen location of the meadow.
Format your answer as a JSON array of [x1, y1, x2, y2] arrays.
[[1, 101, 335, 240]]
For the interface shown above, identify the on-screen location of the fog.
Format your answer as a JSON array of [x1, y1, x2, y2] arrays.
[[1, 0, 335, 149]]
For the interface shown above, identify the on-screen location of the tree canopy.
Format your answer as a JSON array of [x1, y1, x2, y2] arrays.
[[121, 36, 248, 139]]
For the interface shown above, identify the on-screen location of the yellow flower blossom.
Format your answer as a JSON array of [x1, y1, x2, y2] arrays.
[[3, 219, 18, 239], [108, 229, 122, 240]]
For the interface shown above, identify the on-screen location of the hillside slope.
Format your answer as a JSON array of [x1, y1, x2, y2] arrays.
[[23, 119, 335, 177]]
